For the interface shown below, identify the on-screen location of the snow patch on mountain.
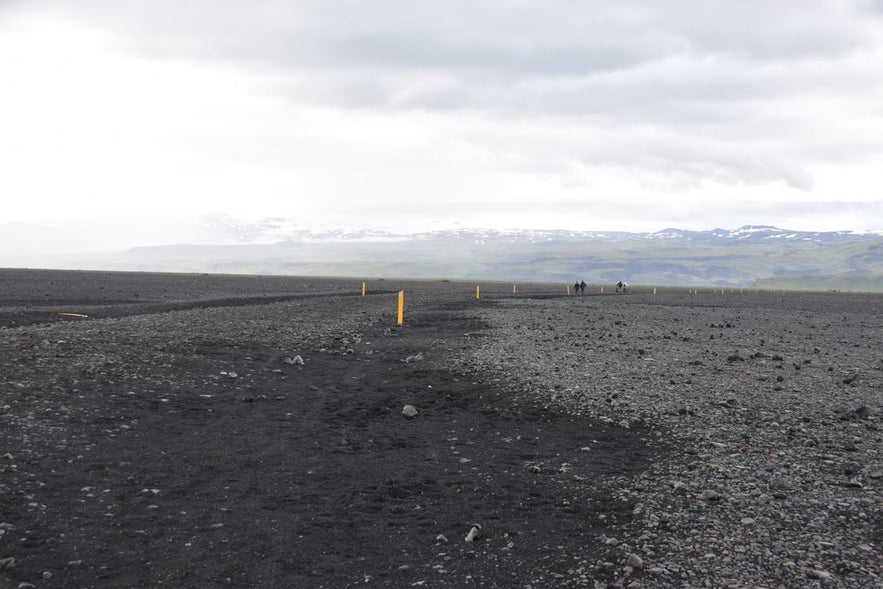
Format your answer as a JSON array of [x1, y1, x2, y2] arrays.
[[196, 215, 879, 247]]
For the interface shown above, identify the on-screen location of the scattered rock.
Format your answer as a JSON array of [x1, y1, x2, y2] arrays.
[[698, 489, 721, 501], [807, 568, 833, 580], [625, 553, 644, 569], [839, 405, 870, 421], [465, 524, 481, 542], [4, 275, 883, 589]]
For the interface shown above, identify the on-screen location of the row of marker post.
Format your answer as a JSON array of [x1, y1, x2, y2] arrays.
[[357, 281, 756, 326]]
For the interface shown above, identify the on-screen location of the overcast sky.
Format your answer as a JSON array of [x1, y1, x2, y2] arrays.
[[2, 0, 883, 238]]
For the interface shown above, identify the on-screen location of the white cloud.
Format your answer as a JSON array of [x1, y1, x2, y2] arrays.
[[1, 0, 882, 238]]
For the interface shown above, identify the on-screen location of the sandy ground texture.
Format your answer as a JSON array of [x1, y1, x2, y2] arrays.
[[1, 270, 653, 589], [0, 269, 880, 588]]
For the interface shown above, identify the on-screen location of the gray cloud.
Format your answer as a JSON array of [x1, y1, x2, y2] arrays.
[[23, 1, 882, 121], [26, 1, 877, 71], [5, 0, 882, 231]]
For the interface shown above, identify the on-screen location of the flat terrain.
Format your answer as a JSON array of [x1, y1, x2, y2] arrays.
[[0, 269, 880, 588], [0, 270, 653, 588]]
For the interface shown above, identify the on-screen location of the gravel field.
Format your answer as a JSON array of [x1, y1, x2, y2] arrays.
[[463, 289, 882, 588], [1, 269, 880, 588]]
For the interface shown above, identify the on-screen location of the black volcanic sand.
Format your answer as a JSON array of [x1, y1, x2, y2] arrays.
[[0, 269, 402, 329], [0, 270, 656, 588]]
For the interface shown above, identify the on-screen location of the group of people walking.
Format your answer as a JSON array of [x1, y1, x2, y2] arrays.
[[572, 280, 630, 294]]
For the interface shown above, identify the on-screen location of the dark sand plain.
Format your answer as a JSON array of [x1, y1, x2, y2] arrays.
[[0, 270, 653, 588], [0, 269, 879, 588]]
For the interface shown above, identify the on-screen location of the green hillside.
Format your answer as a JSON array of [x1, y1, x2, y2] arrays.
[[754, 273, 883, 292], [55, 232, 883, 291]]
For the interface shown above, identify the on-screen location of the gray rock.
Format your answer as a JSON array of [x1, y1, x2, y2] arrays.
[[647, 567, 668, 575], [699, 489, 721, 501], [465, 524, 481, 542], [402, 405, 419, 418], [626, 553, 644, 569], [807, 568, 832, 580]]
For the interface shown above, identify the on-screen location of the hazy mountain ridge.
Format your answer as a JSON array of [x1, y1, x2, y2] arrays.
[[4, 217, 883, 289], [97, 225, 883, 290], [198, 215, 882, 246]]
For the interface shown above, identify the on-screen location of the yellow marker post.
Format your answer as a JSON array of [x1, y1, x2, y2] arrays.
[[512, 284, 517, 295], [397, 291, 404, 326], [361, 282, 366, 297], [476, 286, 481, 300], [566, 285, 571, 296], [653, 287, 657, 295]]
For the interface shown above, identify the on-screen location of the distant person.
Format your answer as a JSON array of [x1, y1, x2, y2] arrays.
[[579, 280, 587, 294], [573, 281, 580, 295]]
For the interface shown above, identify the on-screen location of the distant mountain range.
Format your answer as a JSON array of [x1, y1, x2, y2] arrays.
[[4, 216, 883, 290], [195, 215, 880, 246]]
